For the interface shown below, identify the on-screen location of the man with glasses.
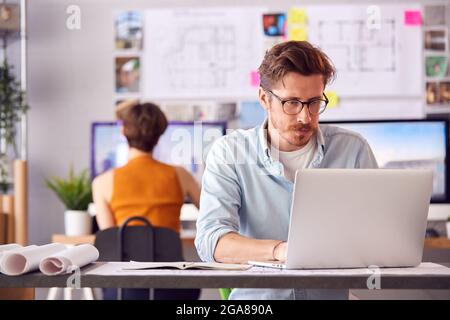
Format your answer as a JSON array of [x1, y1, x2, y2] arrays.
[[195, 41, 378, 299]]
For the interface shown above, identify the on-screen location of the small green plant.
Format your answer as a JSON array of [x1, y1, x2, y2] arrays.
[[0, 153, 10, 193], [45, 167, 92, 211], [0, 58, 29, 155], [0, 58, 29, 193]]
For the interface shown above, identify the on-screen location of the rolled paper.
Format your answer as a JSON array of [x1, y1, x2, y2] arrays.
[[0, 243, 22, 253], [0, 245, 36, 273], [39, 244, 99, 276], [0, 243, 66, 276]]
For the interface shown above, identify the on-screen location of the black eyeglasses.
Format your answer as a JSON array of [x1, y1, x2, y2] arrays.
[[263, 87, 329, 115]]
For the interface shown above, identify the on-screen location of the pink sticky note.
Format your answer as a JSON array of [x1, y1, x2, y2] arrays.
[[404, 10, 422, 26], [250, 70, 260, 87]]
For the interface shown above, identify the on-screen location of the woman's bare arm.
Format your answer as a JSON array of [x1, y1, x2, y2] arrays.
[[175, 166, 201, 209], [92, 171, 115, 230]]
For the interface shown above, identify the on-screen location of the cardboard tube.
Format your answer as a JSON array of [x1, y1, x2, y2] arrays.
[[13, 160, 27, 246], [3, 194, 15, 244]]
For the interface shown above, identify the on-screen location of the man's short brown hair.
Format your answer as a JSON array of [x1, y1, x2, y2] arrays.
[[258, 41, 336, 90], [116, 101, 168, 153]]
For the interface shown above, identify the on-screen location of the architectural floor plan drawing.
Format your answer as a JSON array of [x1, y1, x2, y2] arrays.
[[143, 7, 264, 99], [317, 19, 396, 73], [163, 25, 237, 90], [304, 4, 422, 97]]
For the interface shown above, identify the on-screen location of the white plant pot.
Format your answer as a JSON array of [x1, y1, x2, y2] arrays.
[[64, 210, 92, 236]]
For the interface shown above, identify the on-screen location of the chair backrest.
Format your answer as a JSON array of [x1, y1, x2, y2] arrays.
[[94, 216, 200, 300], [94, 216, 184, 262]]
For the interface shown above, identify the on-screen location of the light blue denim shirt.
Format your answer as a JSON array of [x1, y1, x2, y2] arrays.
[[195, 120, 378, 300]]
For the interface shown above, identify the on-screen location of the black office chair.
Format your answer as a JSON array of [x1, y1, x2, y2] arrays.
[[94, 216, 200, 300]]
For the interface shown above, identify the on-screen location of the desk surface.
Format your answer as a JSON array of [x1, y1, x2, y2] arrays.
[[1, 262, 449, 290]]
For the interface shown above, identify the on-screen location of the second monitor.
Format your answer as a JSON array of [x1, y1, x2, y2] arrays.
[[91, 121, 227, 182], [325, 119, 448, 202]]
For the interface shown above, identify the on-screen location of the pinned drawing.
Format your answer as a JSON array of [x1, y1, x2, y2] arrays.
[[142, 7, 265, 99], [115, 57, 140, 93], [305, 4, 422, 97], [426, 56, 448, 78], [262, 13, 286, 37], [115, 11, 143, 50]]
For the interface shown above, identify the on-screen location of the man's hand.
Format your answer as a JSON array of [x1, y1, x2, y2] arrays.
[[273, 241, 287, 262]]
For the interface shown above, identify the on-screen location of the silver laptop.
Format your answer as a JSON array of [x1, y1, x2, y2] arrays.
[[249, 169, 433, 269]]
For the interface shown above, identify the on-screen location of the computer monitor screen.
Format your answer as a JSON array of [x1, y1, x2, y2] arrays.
[[91, 122, 127, 178], [91, 121, 226, 182], [325, 120, 448, 202]]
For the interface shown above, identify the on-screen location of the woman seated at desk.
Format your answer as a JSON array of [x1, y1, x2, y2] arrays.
[[92, 100, 200, 233], [92, 100, 201, 300]]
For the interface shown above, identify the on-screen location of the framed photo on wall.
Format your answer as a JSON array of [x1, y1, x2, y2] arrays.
[[115, 11, 143, 50]]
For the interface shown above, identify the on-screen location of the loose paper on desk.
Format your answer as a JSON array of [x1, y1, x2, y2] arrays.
[[122, 261, 252, 271], [0, 243, 66, 276], [39, 244, 100, 276]]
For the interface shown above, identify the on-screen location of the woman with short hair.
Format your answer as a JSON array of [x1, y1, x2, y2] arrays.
[[93, 101, 200, 231]]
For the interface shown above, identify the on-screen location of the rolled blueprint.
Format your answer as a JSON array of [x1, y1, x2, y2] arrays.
[[0, 243, 66, 276], [39, 244, 99, 276], [0, 245, 37, 271], [0, 243, 23, 254]]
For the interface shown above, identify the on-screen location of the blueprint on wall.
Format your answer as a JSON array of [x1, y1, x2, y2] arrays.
[[139, 4, 423, 119], [142, 7, 266, 100], [306, 4, 422, 97]]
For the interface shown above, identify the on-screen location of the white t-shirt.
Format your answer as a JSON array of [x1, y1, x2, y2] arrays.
[[272, 137, 317, 182]]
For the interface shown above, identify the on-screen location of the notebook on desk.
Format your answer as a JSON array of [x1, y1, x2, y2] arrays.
[[120, 261, 251, 271], [249, 169, 433, 270]]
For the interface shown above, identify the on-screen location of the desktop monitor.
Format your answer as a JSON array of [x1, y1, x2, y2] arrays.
[[324, 119, 449, 203], [90, 121, 227, 182]]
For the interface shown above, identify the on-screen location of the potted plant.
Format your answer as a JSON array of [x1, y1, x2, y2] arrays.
[[45, 167, 93, 236], [0, 58, 29, 193]]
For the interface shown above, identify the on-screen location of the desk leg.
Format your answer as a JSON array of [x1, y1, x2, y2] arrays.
[[83, 288, 94, 300], [47, 287, 60, 300], [149, 288, 154, 300], [64, 287, 72, 300]]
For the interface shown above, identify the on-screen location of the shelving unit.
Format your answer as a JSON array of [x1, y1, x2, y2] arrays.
[[424, 3, 450, 114]]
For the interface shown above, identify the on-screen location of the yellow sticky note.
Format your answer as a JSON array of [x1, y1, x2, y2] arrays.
[[325, 91, 339, 109], [288, 27, 308, 41], [287, 8, 307, 25]]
